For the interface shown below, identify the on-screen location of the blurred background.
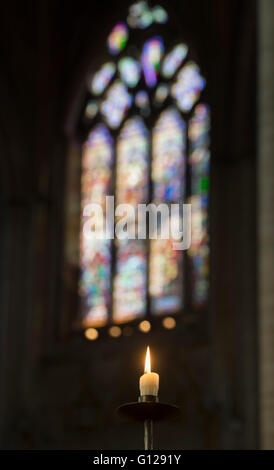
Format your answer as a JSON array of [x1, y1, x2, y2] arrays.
[[0, 0, 273, 450]]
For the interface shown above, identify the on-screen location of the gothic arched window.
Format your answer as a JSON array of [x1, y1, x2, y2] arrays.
[[79, 2, 210, 336]]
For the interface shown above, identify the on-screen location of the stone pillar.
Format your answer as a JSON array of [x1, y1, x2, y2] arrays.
[[258, 0, 274, 450]]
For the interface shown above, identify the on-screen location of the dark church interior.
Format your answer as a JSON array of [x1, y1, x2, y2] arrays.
[[0, 0, 273, 450]]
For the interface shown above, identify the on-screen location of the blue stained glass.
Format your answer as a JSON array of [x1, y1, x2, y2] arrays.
[[152, 108, 186, 202], [161, 44, 188, 78], [172, 62, 206, 112], [101, 80, 132, 128], [90, 62, 116, 95]]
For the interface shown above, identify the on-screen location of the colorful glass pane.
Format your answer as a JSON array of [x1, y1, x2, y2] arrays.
[[118, 57, 141, 88], [188, 104, 210, 307], [127, 2, 168, 28], [172, 62, 206, 112], [101, 80, 132, 128], [113, 240, 147, 323], [116, 117, 149, 206], [152, 108, 186, 202], [108, 22, 128, 55], [154, 83, 169, 104], [161, 44, 188, 78], [149, 213, 183, 315], [80, 125, 113, 327], [84, 100, 98, 119], [80, 4, 210, 329], [90, 62, 116, 95], [152, 5, 168, 24], [127, 1, 153, 28], [141, 37, 164, 87], [135, 90, 149, 109], [113, 117, 149, 323]]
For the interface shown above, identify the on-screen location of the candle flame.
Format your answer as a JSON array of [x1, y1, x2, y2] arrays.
[[144, 346, 151, 373]]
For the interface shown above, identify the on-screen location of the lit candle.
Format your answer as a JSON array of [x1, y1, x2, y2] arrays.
[[139, 346, 159, 396]]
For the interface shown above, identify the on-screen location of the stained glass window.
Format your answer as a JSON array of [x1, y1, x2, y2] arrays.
[[154, 84, 169, 105], [116, 117, 149, 206], [135, 90, 149, 109], [101, 81, 132, 128], [127, 2, 168, 29], [172, 62, 206, 112], [84, 100, 99, 119], [152, 108, 186, 202], [118, 57, 141, 88], [149, 109, 185, 314], [79, 1, 210, 334], [90, 62, 116, 95], [141, 37, 164, 87], [161, 44, 188, 78], [80, 125, 113, 327], [188, 104, 210, 308], [149, 213, 183, 315], [113, 117, 149, 323], [108, 22, 129, 55], [113, 240, 147, 323]]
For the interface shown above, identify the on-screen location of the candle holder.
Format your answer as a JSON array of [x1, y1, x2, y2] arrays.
[[116, 395, 180, 450]]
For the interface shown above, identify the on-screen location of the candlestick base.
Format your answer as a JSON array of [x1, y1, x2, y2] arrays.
[[116, 396, 180, 450], [116, 395, 180, 422]]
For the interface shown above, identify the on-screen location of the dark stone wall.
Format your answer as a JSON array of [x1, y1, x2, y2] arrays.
[[0, 0, 257, 449]]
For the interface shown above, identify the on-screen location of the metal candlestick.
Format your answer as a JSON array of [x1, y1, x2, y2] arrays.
[[144, 419, 153, 450], [116, 395, 180, 450]]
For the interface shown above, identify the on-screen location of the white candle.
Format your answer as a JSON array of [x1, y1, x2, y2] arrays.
[[139, 346, 159, 396]]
